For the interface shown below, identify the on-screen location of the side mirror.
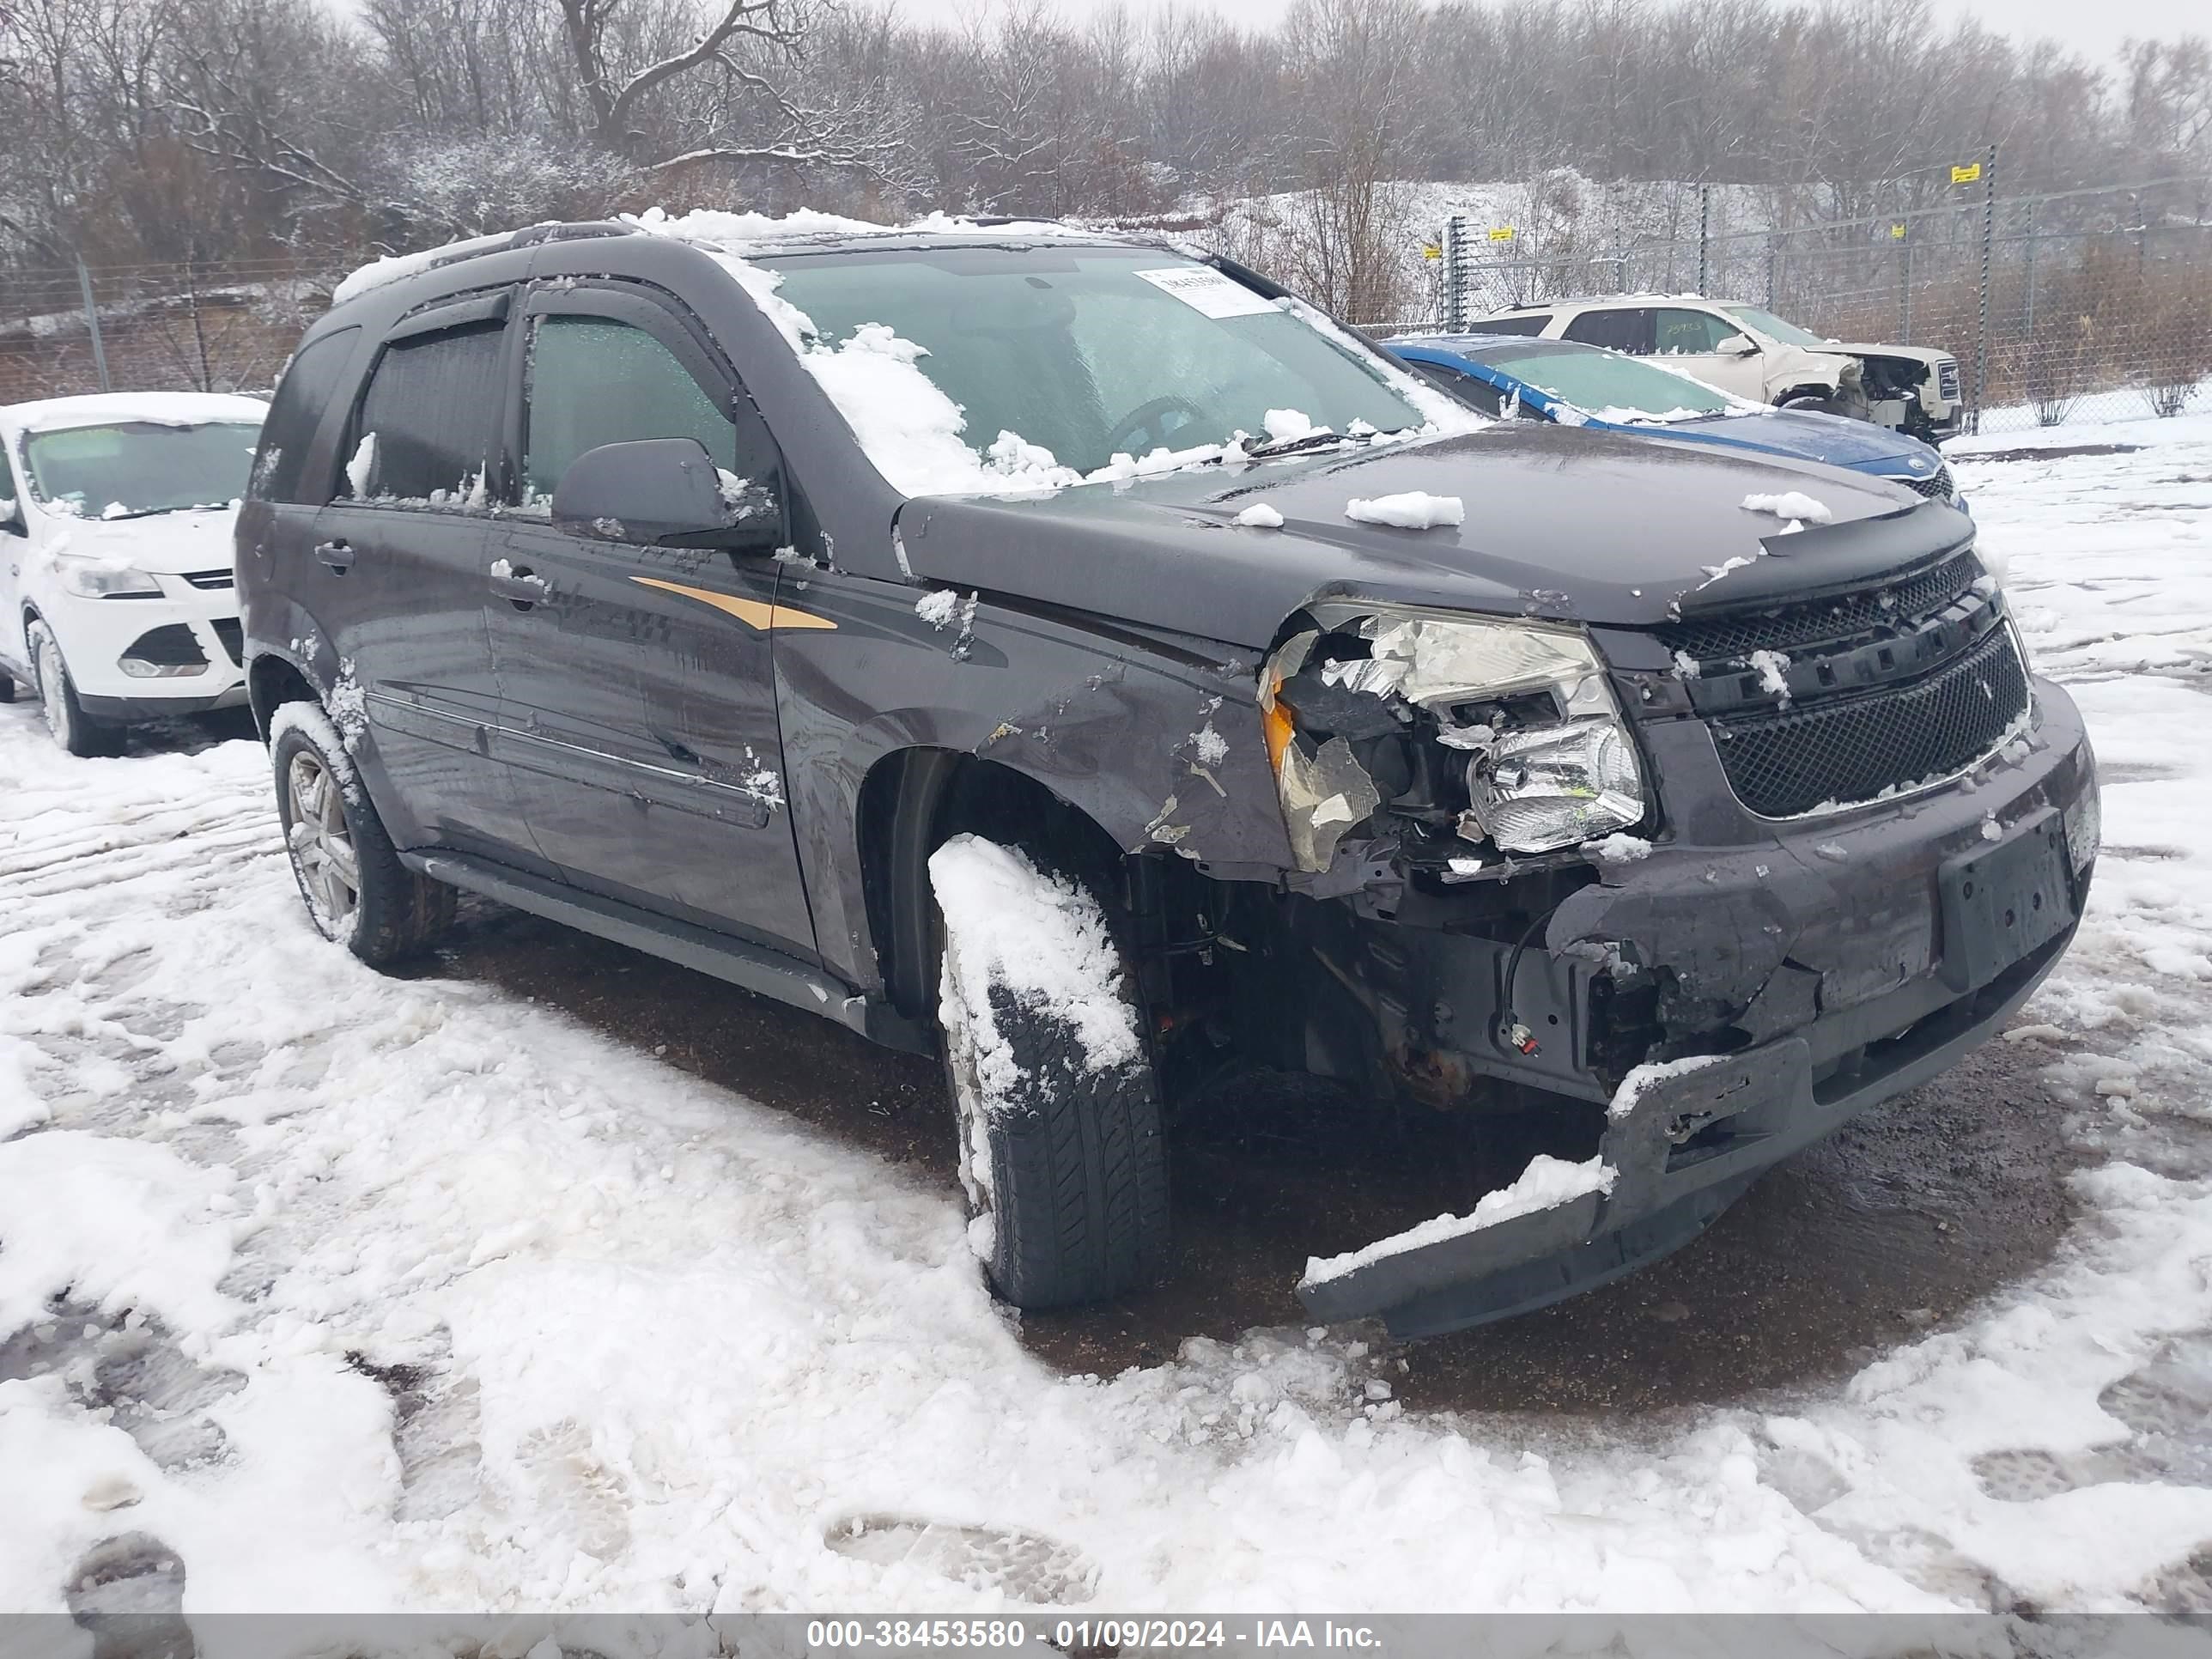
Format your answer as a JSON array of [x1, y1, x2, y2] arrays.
[[550, 438, 781, 550], [1718, 332, 1759, 356]]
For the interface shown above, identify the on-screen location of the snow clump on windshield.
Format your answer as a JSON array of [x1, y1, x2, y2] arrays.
[[1233, 502, 1285, 528]]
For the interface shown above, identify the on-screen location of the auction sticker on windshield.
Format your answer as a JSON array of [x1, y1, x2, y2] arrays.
[[1133, 266, 1279, 319]]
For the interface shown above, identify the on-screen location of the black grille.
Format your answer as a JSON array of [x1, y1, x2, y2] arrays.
[[181, 568, 234, 590], [1938, 360, 1961, 399], [121, 624, 208, 669], [1660, 549, 1983, 661], [210, 618, 244, 665], [1893, 465, 1954, 501], [1711, 623, 2029, 817]]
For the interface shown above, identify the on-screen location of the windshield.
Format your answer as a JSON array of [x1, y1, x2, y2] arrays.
[[1719, 305, 1832, 349], [21, 420, 262, 517], [762, 246, 1428, 485], [1475, 343, 1735, 419]]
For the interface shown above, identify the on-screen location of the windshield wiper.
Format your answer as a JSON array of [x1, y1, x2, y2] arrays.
[[1243, 431, 1351, 460], [98, 506, 184, 521]]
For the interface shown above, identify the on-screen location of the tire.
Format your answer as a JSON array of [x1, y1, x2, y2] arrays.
[[932, 833, 1170, 1310], [1779, 392, 1848, 418], [270, 700, 454, 969], [0, 665, 15, 703], [28, 621, 123, 757]]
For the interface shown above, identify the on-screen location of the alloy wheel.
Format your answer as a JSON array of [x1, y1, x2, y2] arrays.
[[285, 749, 360, 932]]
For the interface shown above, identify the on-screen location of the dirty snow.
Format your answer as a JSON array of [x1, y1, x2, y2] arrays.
[[1741, 490, 1835, 526], [3, 413, 2212, 1614], [1344, 491, 1465, 530], [1232, 502, 1285, 528], [1300, 1154, 1618, 1287]]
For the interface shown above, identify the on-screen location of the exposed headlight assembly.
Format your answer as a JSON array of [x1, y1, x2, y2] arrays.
[[55, 556, 161, 599], [1261, 604, 1649, 870]]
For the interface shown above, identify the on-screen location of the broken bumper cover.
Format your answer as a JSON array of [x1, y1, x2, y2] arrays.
[[1298, 679, 2095, 1337]]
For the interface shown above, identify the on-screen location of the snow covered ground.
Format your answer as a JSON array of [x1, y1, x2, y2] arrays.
[[3, 415, 2212, 1620]]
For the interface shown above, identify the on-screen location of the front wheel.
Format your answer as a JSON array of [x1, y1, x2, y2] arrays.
[[931, 833, 1171, 1310], [1779, 392, 1848, 418], [270, 701, 453, 968], [29, 621, 122, 757]]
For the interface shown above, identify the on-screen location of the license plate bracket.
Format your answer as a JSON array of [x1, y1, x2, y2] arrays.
[[1938, 807, 2073, 992]]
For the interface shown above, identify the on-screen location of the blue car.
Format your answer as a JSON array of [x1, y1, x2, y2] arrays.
[[1388, 332, 1965, 512]]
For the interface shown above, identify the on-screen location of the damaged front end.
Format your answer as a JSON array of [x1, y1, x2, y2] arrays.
[[1231, 570, 2096, 1336]]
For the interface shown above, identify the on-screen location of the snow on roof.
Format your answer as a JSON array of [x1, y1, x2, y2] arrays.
[[330, 229, 526, 308], [0, 391, 269, 437], [621, 206, 1110, 253]]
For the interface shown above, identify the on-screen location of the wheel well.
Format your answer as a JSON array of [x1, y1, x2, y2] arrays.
[[860, 748, 1127, 1020], [248, 654, 319, 739]]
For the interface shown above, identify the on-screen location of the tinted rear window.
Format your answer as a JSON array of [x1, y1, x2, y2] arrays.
[[346, 321, 505, 501], [252, 326, 358, 504], [1472, 313, 1551, 336]]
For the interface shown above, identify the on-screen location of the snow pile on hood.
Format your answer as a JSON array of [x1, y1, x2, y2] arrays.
[[927, 835, 1141, 1109], [1741, 490, 1834, 526], [1301, 1153, 1616, 1287], [1234, 502, 1285, 528], [1345, 490, 1466, 530]]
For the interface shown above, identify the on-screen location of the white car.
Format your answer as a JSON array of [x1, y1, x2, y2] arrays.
[[0, 392, 265, 754], [1473, 295, 1963, 444]]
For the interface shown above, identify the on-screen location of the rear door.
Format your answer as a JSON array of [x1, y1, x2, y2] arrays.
[[1561, 306, 1655, 356], [308, 295, 544, 869], [485, 280, 817, 957]]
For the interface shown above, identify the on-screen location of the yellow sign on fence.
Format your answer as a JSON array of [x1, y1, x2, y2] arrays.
[[1488, 226, 1516, 242], [1951, 161, 1982, 185], [1890, 222, 1908, 239], [1421, 242, 1442, 261]]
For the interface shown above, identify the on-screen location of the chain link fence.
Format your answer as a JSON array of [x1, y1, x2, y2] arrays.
[[1390, 173, 2212, 436], [0, 256, 331, 405]]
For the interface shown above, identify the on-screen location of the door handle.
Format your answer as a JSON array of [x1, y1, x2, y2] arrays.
[[488, 562, 547, 610], [313, 538, 355, 572]]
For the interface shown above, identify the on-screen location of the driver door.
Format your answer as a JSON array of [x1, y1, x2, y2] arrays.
[[484, 281, 817, 958], [1655, 307, 1765, 399]]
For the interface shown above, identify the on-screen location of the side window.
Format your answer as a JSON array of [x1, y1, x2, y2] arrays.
[[1474, 313, 1552, 337], [522, 315, 745, 504], [1656, 309, 1735, 355], [1562, 307, 1654, 354], [1409, 361, 1504, 417], [1, 448, 23, 532], [253, 325, 359, 504], [345, 321, 505, 503]]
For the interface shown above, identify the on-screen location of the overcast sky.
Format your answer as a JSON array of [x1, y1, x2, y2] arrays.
[[883, 0, 2200, 64]]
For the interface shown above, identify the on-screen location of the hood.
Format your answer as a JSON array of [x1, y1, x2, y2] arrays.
[[897, 424, 1968, 649], [1827, 341, 1952, 366], [1625, 408, 1928, 472], [34, 506, 240, 574]]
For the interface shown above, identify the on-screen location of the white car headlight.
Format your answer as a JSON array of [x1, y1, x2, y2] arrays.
[[1261, 605, 1649, 867], [56, 556, 162, 599]]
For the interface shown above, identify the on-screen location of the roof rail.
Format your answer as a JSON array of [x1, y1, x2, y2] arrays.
[[506, 222, 636, 249]]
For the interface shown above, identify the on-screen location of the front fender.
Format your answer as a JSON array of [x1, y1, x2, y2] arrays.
[[774, 570, 1297, 994]]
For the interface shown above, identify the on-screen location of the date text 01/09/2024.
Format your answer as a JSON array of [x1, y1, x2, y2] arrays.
[[802, 1619, 1384, 1649]]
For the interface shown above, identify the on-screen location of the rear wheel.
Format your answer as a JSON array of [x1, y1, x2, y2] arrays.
[[29, 621, 122, 757], [0, 665, 15, 702], [932, 833, 1171, 1310], [270, 701, 453, 968]]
